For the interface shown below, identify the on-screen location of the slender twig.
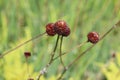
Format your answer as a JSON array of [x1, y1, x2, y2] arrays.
[[53, 41, 88, 60], [57, 22, 119, 79], [0, 32, 46, 58], [36, 37, 86, 80], [37, 35, 60, 80], [36, 39, 87, 80], [26, 57, 30, 79], [49, 35, 60, 64], [67, 44, 94, 68], [57, 44, 95, 80], [57, 67, 68, 80], [59, 36, 65, 68]]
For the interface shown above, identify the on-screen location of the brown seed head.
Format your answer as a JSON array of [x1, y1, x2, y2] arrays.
[[46, 23, 56, 36], [54, 20, 70, 37], [87, 32, 99, 44], [24, 52, 31, 58], [112, 52, 116, 58], [62, 27, 70, 37]]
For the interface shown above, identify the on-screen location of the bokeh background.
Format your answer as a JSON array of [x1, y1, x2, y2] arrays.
[[0, 0, 120, 80]]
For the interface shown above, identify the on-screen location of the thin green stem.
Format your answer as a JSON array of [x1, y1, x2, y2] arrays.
[[53, 41, 88, 61], [59, 36, 65, 68], [49, 35, 60, 64], [57, 67, 67, 80], [26, 58, 30, 79], [0, 32, 46, 58], [37, 35, 60, 80], [68, 44, 94, 68], [57, 22, 119, 79]]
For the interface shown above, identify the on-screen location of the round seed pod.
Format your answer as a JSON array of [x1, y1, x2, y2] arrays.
[[24, 52, 31, 58], [46, 23, 56, 36], [62, 27, 70, 37], [87, 32, 99, 44], [54, 20, 70, 37]]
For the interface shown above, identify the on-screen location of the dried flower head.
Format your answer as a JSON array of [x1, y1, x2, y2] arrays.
[[54, 20, 70, 37], [87, 32, 99, 44], [24, 52, 31, 58], [62, 27, 70, 37], [46, 23, 56, 36]]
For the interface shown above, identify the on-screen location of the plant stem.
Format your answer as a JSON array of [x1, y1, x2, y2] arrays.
[[49, 35, 60, 64], [57, 23, 119, 79], [0, 32, 46, 58], [37, 35, 60, 80], [68, 44, 95, 68], [26, 58, 30, 79], [57, 67, 67, 80], [53, 41, 88, 60], [59, 36, 65, 68]]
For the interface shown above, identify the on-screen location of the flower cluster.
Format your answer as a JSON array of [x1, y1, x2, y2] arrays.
[[46, 20, 100, 44], [46, 20, 70, 37]]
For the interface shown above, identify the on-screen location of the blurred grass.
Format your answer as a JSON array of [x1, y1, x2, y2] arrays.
[[0, 0, 120, 80], [97, 52, 120, 80]]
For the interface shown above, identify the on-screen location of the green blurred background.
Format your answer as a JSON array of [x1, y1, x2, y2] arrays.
[[0, 0, 120, 80]]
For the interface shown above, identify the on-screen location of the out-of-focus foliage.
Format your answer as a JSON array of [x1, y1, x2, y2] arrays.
[[2, 29, 38, 80], [0, 0, 120, 80], [98, 52, 120, 80]]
